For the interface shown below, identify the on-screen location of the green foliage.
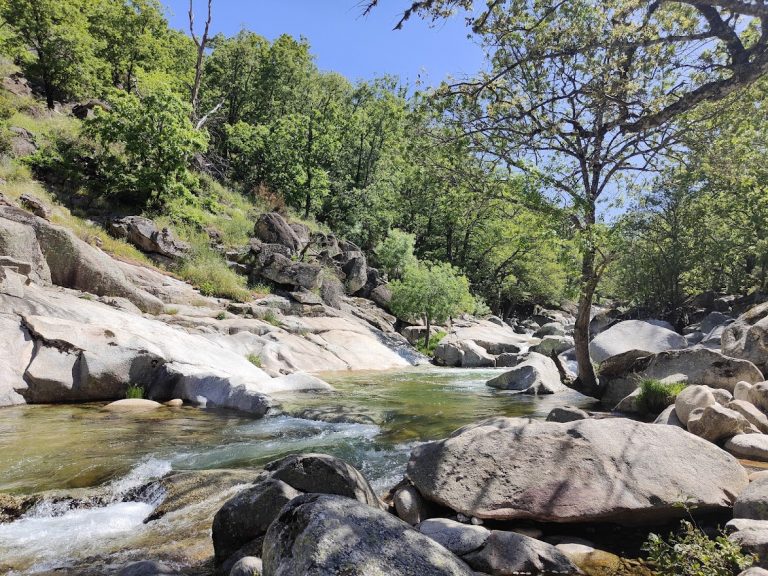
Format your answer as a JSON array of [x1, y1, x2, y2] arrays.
[[262, 309, 283, 327], [643, 520, 754, 576], [125, 385, 144, 399], [1, 0, 104, 108], [246, 354, 262, 368], [375, 228, 416, 279], [84, 89, 208, 209], [636, 379, 688, 415], [415, 330, 447, 356], [390, 261, 474, 340]]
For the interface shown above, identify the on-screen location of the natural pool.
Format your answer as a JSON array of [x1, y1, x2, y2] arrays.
[[0, 367, 595, 574]]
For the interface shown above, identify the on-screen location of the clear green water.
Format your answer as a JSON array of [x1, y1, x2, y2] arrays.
[[0, 367, 594, 495], [0, 367, 595, 574]]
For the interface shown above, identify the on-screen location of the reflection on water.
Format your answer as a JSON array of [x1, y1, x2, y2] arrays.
[[0, 366, 596, 573]]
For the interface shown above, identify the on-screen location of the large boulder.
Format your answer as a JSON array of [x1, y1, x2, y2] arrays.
[[254, 212, 302, 253], [212, 479, 301, 564], [340, 254, 368, 294], [259, 453, 382, 509], [735, 476, 768, 520], [486, 352, 565, 394], [727, 519, 768, 569], [108, 216, 189, 260], [262, 494, 475, 576], [260, 254, 322, 290], [589, 320, 686, 363], [686, 403, 759, 443], [675, 385, 717, 426], [458, 340, 495, 368], [406, 417, 748, 524], [728, 400, 768, 433], [725, 434, 768, 462], [724, 302, 768, 373], [531, 335, 574, 356], [461, 530, 580, 576], [633, 348, 764, 392]]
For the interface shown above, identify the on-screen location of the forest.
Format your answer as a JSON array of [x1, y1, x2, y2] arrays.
[[2, 0, 768, 382]]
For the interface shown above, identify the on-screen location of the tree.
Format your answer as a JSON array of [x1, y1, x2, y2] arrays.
[[89, 0, 169, 92], [390, 260, 474, 348], [1, 0, 104, 108], [366, 0, 768, 397], [375, 228, 417, 279], [84, 89, 209, 209], [188, 0, 212, 118]]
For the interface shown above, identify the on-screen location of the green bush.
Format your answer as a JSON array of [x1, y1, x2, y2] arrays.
[[84, 89, 208, 210], [375, 228, 417, 280], [246, 353, 262, 367], [178, 250, 251, 303], [416, 330, 447, 356], [643, 520, 754, 576], [125, 385, 144, 399], [636, 379, 687, 415]]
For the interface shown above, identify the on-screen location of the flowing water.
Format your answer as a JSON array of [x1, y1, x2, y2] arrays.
[[0, 367, 595, 574]]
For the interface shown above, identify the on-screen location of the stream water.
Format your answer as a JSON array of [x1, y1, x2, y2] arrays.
[[0, 367, 595, 574]]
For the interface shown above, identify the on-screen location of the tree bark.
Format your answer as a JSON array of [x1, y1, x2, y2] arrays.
[[573, 246, 601, 398], [424, 314, 432, 350]]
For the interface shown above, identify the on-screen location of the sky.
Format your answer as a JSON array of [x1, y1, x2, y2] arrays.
[[159, 0, 485, 87]]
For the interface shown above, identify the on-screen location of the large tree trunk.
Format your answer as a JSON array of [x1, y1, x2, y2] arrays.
[[573, 246, 601, 398]]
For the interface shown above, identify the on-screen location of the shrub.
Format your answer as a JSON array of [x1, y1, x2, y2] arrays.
[[643, 520, 754, 576], [262, 309, 283, 327], [126, 385, 144, 399], [416, 330, 447, 356], [246, 353, 262, 367], [636, 379, 687, 415], [375, 228, 416, 280]]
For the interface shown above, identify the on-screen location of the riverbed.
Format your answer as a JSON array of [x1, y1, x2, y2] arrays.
[[0, 367, 595, 574]]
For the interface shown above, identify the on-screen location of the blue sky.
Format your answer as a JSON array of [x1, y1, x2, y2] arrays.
[[159, 0, 484, 86]]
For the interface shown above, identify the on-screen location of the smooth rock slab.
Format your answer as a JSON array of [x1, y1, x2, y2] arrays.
[[589, 320, 686, 363], [407, 417, 748, 524], [262, 494, 475, 576], [726, 435, 768, 462], [102, 399, 163, 411]]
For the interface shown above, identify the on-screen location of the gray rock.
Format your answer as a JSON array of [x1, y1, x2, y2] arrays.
[[212, 478, 301, 564], [260, 254, 322, 290], [419, 518, 490, 556], [687, 404, 759, 443], [109, 216, 189, 260], [531, 335, 574, 356], [727, 519, 768, 568], [701, 311, 733, 334], [724, 302, 768, 373], [750, 382, 768, 412], [254, 212, 302, 253], [675, 385, 717, 426], [262, 493, 475, 576], [230, 556, 263, 576], [406, 417, 748, 524], [739, 568, 768, 576], [394, 484, 430, 525], [589, 320, 686, 363], [534, 322, 565, 338], [495, 352, 525, 368], [117, 561, 180, 576], [725, 435, 768, 462], [728, 400, 768, 433], [735, 476, 768, 520], [341, 254, 368, 294], [736, 380, 754, 401], [654, 405, 684, 427], [19, 194, 50, 220], [461, 530, 580, 575], [460, 341, 496, 368], [261, 453, 382, 509], [713, 388, 734, 405], [635, 348, 764, 392], [546, 406, 589, 423], [486, 352, 565, 394], [0, 206, 163, 313]]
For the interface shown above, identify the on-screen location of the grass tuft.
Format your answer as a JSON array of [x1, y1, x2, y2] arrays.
[[636, 379, 687, 415], [126, 385, 144, 399], [416, 330, 447, 356], [246, 353, 262, 367]]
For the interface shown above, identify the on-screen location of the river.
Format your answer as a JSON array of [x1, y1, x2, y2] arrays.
[[0, 367, 595, 574]]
